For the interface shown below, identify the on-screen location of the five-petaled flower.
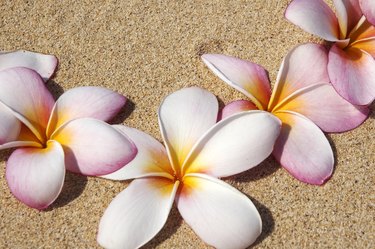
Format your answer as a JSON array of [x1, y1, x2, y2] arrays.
[[0, 67, 137, 210], [285, 0, 375, 105], [97, 87, 281, 249], [202, 43, 369, 185]]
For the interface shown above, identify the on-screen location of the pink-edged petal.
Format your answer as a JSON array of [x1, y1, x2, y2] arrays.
[[158, 87, 218, 170], [360, 0, 375, 25], [47, 87, 126, 136], [328, 45, 375, 105], [273, 111, 333, 185], [5, 140, 65, 209], [102, 125, 174, 181], [0, 105, 21, 144], [98, 177, 179, 249], [275, 83, 369, 132], [285, 0, 340, 41], [0, 50, 57, 81], [183, 111, 281, 178], [51, 118, 137, 176], [0, 67, 55, 141], [269, 43, 330, 111], [219, 100, 258, 120], [202, 54, 271, 110], [177, 173, 261, 249], [333, 0, 363, 38]]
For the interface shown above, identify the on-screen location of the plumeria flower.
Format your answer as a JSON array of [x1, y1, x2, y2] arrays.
[[285, 0, 375, 105], [97, 87, 281, 249], [0, 67, 137, 209], [0, 50, 58, 145], [202, 43, 369, 185]]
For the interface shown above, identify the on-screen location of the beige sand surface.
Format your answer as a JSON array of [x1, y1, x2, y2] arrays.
[[0, 0, 374, 248]]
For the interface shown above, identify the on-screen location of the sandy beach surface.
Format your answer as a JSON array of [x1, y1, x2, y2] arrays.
[[0, 0, 374, 248]]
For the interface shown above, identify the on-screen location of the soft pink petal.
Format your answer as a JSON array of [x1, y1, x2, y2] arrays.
[[333, 0, 363, 38], [98, 178, 179, 249], [275, 83, 369, 132], [0, 50, 57, 81], [102, 125, 174, 181], [5, 140, 65, 209], [0, 68, 55, 141], [269, 43, 330, 111], [360, 0, 375, 25], [47, 86, 126, 136], [183, 111, 281, 178], [202, 54, 271, 110], [177, 173, 261, 248], [328, 45, 375, 105], [273, 111, 333, 185], [219, 100, 258, 120], [51, 118, 137, 176], [285, 0, 340, 41], [158, 87, 218, 170], [0, 105, 21, 144]]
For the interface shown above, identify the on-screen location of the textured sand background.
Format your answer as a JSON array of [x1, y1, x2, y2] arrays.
[[0, 0, 374, 248]]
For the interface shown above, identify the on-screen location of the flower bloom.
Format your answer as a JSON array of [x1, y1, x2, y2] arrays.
[[202, 43, 369, 185], [0, 67, 137, 209], [285, 0, 375, 105], [97, 87, 281, 249]]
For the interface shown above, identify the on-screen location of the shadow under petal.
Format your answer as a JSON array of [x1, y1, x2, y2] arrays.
[[45, 80, 65, 101], [109, 98, 136, 125], [142, 204, 183, 248], [247, 196, 275, 248], [45, 171, 88, 211]]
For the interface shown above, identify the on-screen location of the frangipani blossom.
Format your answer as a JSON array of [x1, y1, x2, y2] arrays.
[[98, 87, 281, 249], [0, 67, 137, 209], [0, 50, 58, 146], [285, 0, 375, 105], [202, 43, 369, 185]]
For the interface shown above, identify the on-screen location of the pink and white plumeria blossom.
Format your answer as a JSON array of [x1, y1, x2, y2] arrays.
[[97, 87, 281, 249], [0, 67, 137, 210], [202, 43, 369, 185], [285, 0, 375, 105], [0, 50, 58, 144]]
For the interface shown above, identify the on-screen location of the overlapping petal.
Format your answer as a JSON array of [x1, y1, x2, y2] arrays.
[[0, 50, 57, 81], [183, 111, 281, 177], [51, 118, 137, 176], [274, 83, 369, 132], [220, 100, 258, 120], [158, 87, 218, 170], [177, 173, 261, 249], [5, 140, 65, 209], [269, 43, 330, 111], [272, 111, 334, 185], [0, 105, 21, 144], [47, 87, 126, 136], [351, 38, 375, 57], [202, 54, 271, 110], [285, 0, 340, 41], [0, 68, 55, 141], [102, 125, 174, 181], [360, 0, 375, 25], [328, 45, 375, 105], [97, 178, 179, 249], [333, 0, 362, 38]]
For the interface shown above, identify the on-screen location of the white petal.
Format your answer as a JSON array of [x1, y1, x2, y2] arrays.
[[158, 87, 218, 170], [183, 111, 281, 177], [0, 50, 57, 81], [98, 178, 179, 249], [177, 173, 261, 249]]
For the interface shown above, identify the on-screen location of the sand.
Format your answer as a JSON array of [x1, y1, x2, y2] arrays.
[[0, 0, 374, 248]]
